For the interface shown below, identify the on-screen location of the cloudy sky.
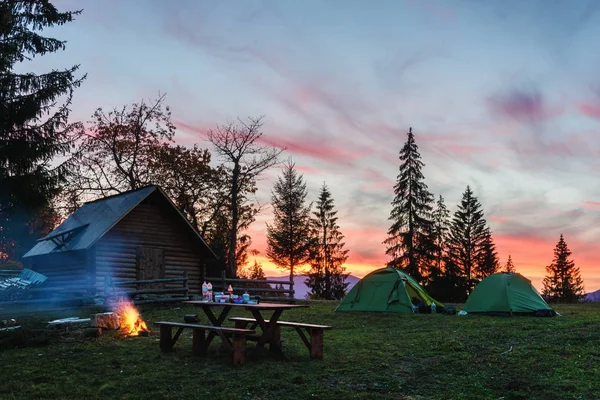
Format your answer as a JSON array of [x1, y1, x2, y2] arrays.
[[43, 0, 600, 290]]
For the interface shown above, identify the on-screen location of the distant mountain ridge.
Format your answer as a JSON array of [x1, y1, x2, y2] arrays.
[[266, 274, 361, 299], [585, 289, 600, 302]]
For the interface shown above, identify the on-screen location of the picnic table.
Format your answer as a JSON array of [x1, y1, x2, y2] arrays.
[[182, 301, 308, 355], [155, 301, 332, 364]]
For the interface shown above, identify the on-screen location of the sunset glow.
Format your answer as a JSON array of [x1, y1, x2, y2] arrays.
[[252, 234, 600, 292], [49, 0, 600, 291]]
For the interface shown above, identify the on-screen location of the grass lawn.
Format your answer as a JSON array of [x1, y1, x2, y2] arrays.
[[1, 301, 600, 400]]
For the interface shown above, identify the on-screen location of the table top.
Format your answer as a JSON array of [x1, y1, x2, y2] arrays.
[[183, 301, 308, 310]]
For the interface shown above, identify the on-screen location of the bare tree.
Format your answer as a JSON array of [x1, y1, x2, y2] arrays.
[[68, 94, 175, 200], [207, 116, 283, 277]]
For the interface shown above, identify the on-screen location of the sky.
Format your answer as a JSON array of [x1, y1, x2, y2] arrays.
[[38, 0, 600, 291]]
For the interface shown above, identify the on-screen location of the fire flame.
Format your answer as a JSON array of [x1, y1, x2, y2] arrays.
[[115, 298, 149, 336]]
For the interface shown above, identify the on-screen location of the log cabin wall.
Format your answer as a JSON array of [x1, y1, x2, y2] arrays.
[[27, 250, 90, 293], [94, 193, 206, 294]]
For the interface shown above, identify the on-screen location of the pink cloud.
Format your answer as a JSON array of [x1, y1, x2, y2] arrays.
[[576, 86, 600, 120], [294, 165, 321, 175], [259, 134, 372, 166], [577, 103, 600, 119], [583, 201, 600, 210], [173, 117, 372, 166], [160, 3, 378, 136], [173, 120, 213, 137], [488, 89, 563, 122], [160, 3, 384, 147]]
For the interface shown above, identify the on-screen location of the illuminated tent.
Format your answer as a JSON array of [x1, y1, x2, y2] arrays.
[[336, 267, 443, 313]]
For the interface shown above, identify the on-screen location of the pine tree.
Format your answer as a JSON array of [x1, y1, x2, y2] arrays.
[[542, 234, 584, 303], [305, 184, 349, 300], [446, 186, 487, 291], [384, 127, 435, 282], [266, 159, 312, 293], [430, 195, 450, 280], [475, 227, 499, 279], [0, 1, 85, 260], [504, 254, 516, 273]]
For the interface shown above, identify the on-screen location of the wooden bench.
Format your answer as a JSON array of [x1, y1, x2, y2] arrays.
[[229, 317, 332, 360], [154, 321, 255, 365]]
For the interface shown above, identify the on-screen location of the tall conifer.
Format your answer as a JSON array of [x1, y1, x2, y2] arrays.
[[446, 186, 487, 291], [475, 227, 499, 279], [384, 127, 435, 282], [266, 160, 312, 295], [305, 184, 349, 300], [542, 234, 584, 303], [0, 1, 85, 260], [431, 195, 450, 280]]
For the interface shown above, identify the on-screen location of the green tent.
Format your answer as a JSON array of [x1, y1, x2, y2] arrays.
[[463, 272, 554, 315], [336, 267, 443, 313]]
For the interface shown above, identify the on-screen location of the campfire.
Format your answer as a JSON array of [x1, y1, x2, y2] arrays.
[[90, 297, 151, 336], [114, 298, 150, 336]]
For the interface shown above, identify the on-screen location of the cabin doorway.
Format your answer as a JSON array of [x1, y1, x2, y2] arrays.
[[136, 247, 166, 289]]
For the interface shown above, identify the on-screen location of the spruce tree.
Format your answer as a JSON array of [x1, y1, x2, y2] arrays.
[[266, 159, 312, 293], [384, 127, 435, 282], [542, 234, 584, 303], [305, 184, 349, 300], [426, 195, 466, 302], [504, 254, 516, 273], [0, 1, 85, 260], [431, 195, 450, 280], [446, 186, 487, 291], [475, 226, 499, 279]]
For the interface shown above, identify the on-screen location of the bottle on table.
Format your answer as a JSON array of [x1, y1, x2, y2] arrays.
[[202, 281, 208, 302], [207, 282, 213, 302], [227, 284, 233, 301], [242, 290, 250, 303], [431, 302, 437, 314]]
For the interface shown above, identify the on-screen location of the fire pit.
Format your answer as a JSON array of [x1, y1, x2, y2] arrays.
[[114, 298, 150, 336], [92, 298, 150, 337]]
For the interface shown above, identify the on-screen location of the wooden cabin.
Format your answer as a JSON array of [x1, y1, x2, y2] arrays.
[[22, 185, 217, 297]]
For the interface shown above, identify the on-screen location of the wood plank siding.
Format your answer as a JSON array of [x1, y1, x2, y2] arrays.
[[94, 195, 206, 294], [28, 250, 91, 293]]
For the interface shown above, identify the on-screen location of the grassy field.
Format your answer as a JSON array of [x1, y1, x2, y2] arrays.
[[1, 301, 600, 400]]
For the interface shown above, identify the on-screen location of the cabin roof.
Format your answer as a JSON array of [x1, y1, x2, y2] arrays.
[[23, 185, 216, 259]]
